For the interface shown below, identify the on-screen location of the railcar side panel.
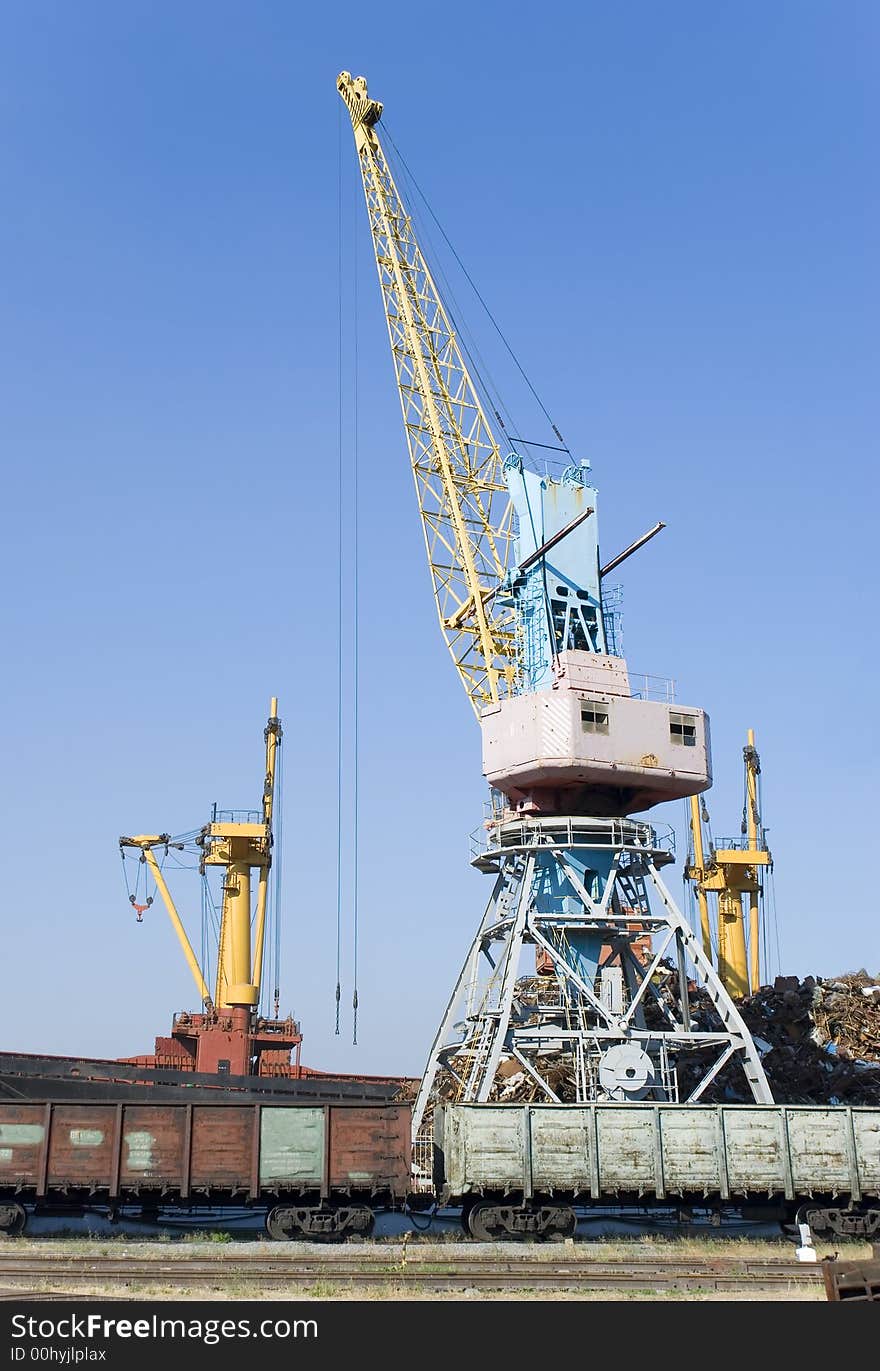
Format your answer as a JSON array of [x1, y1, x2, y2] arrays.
[[723, 1109, 786, 1193], [189, 1107, 253, 1191], [440, 1106, 518, 1191], [0, 1106, 46, 1186], [595, 1109, 658, 1193], [47, 1106, 115, 1190], [120, 1107, 186, 1188], [530, 1106, 592, 1193], [854, 1113, 880, 1191], [787, 1109, 858, 1195], [326, 1106, 410, 1190], [259, 1107, 324, 1186], [654, 1106, 720, 1193], [0, 1098, 412, 1207]]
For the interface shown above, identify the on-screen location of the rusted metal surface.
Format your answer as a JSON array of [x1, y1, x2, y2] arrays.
[[119, 1107, 186, 1188], [682, 973, 880, 1106], [0, 1098, 412, 1205], [46, 1106, 116, 1190], [0, 1105, 45, 1185], [327, 1107, 411, 1190], [822, 1256, 880, 1301], [0, 1051, 412, 1103], [189, 1107, 254, 1191]]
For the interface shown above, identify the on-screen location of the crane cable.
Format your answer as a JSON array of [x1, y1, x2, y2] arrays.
[[377, 134, 565, 675], [382, 126, 571, 457], [336, 106, 361, 1046], [272, 738, 284, 1021], [383, 130, 523, 455], [120, 847, 154, 922], [201, 872, 220, 1009], [351, 159, 360, 1050], [335, 101, 344, 1036]]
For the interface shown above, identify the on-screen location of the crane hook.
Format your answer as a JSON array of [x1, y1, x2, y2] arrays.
[[129, 894, 153, 923]]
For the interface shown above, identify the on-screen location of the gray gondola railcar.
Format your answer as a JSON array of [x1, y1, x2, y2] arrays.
[[436, 1103, 880, 1239]]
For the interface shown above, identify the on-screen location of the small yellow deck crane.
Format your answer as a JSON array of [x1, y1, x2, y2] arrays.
[[119, 699, 300, 1076], [685, 729, 772, 998]]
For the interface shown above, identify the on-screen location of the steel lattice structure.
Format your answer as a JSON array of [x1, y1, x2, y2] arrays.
[[411, 815, 772, 1147]]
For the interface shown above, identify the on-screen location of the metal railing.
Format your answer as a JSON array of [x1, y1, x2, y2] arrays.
[[210, 807, 262, 824], [628, 672, 676, 703], [470, 815, 676, 862], [411, 1127, 435, 1194]]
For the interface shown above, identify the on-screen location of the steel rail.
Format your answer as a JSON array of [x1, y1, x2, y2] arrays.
[[0, 1255, 823, 1294]]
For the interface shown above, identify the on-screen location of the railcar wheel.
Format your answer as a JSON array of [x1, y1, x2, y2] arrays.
[[801, 1205, 880, 1240], [545, 1208, 577, 1240], [266, 1207, 296, 1241], [266, 1204, 375, 1242], [334, 1208, 375, 1242], [465, 1201, 576, 1241], [0, 1203, 26, 1237], [466, 1202, 510, 1241]]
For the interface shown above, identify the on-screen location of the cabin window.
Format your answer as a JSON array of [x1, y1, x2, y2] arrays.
[[670, 712, 697, 747], [581, 701, 609, 734]]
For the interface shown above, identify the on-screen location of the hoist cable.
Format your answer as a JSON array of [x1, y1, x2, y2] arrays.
[[201, 875, 213, 1010], [121, 846, 161, 917], [383, 125, 571, 456], [335, 101, 345, 1036], [384, 135, 525, 458], [741, 756, 749, 837], [352, 191, 360, 1049], [272, 738, 284, 1021]]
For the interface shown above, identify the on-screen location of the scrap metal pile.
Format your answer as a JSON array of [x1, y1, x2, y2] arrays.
[[666, 969, 880, 1105], [735, 971, 880, 1105], [412, 970, 880, 1108]]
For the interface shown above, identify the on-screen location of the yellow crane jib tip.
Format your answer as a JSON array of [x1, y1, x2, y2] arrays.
[[336, 71, 383, 132]]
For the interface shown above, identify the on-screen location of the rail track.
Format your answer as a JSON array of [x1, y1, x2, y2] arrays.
[[0, 1249, 824, 1295]]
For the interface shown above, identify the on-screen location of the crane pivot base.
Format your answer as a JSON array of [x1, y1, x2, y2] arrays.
[[411, 813, 772, 1155]]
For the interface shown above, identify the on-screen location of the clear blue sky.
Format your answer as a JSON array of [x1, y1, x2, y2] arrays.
[[1, 2, 877, 1074]]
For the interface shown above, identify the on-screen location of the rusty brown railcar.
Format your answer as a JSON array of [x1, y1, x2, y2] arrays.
[[0, 1098, 411, 1239]]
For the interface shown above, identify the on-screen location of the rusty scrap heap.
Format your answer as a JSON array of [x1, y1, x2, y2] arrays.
[[416, 970, 880, 1109], [736, 972, 880, 1105], [673, 970, 880, 1105]]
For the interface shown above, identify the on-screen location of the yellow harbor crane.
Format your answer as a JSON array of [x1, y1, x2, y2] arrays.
[[685, 729, 772, 998], [118, 699, 299, 1076], [121, 699, 281, 1015]]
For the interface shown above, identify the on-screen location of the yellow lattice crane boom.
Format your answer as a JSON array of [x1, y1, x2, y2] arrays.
[[337, 72, 516, 714]]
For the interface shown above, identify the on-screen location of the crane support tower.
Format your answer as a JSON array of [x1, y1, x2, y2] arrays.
[[338, 73, 773, 1148]]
